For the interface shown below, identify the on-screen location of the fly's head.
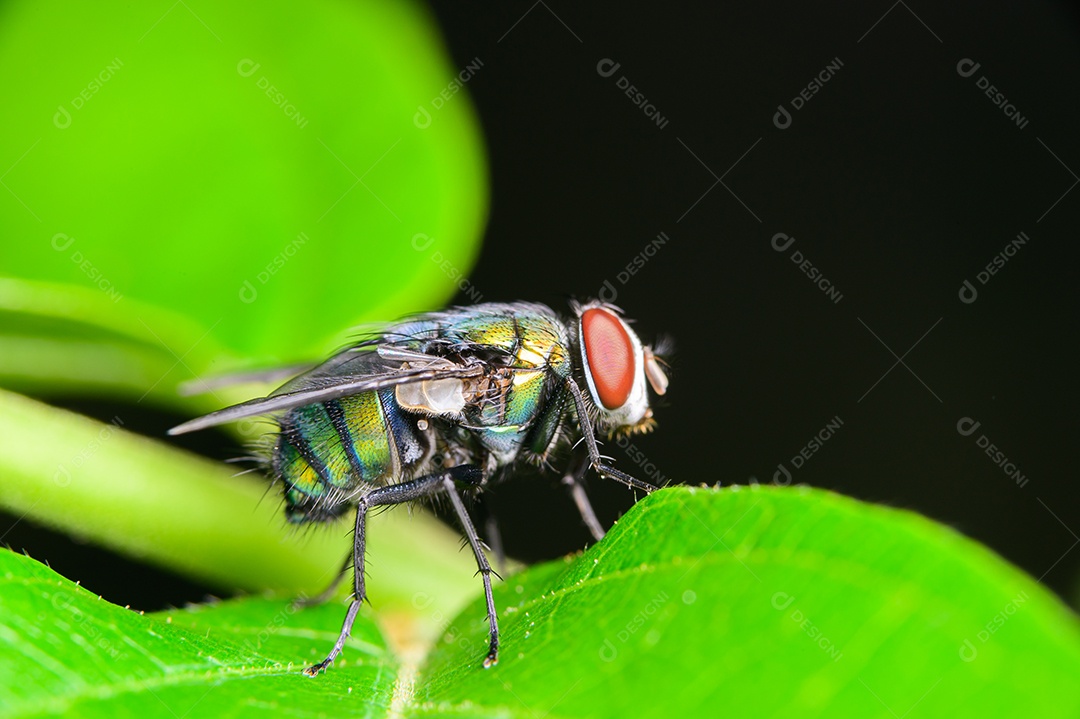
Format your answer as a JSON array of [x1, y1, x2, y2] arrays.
[[571, 300, 669, 438]]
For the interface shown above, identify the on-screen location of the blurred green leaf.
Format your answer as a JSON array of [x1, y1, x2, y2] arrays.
[[0, 388, 477, 624], [4, 485, 1078, 718], [0, 0, 487, 407]]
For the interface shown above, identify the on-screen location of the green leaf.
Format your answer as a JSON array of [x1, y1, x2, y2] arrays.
[[4, 484, 1078, 718], [417, 485, 1080, 718], [0, 0, 487, 407], [0, 549, 396, 717]]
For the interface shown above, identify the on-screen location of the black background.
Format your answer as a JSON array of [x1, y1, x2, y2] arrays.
[[6, 1, 1080, 610], [425, 0, 1080, 604]]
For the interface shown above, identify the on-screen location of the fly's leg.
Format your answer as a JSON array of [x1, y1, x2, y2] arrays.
[[442, 476, 500, 668], [297, 551, 352, 608], [564, 378, 657, 494], [474, 494, 507, 576], [303, 465, 481, 677], [561, 449, 605, 542], [302, 501, 368, 677]]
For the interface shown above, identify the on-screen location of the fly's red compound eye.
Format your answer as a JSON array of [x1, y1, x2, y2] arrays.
[[581, 307, 636, 409]]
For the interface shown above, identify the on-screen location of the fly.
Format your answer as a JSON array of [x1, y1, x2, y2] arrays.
[[169, 299, 669, 675]]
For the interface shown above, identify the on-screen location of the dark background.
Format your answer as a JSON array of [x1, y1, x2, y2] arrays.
[[7, 1, 1080, 609], [425, 0, 1080, 604]]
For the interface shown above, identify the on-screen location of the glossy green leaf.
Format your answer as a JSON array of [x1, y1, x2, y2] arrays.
[[416, 485, 1080, 718], [0, 549, 396, 717], [4, 484, 1078, 718], [0, 0, 487, 406]]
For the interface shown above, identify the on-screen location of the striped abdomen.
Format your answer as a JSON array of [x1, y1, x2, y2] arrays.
[[273, 389, 427, 523]]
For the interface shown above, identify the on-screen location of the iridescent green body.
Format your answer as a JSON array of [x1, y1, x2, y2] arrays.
[[274, 303, 576, 523]]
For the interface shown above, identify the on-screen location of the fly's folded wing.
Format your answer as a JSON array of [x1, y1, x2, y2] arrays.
[[168, 345, 484, 436]]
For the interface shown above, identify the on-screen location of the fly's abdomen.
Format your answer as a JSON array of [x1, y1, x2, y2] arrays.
[[275, 389, 423, 523]]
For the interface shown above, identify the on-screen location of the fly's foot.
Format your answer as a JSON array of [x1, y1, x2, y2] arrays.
[[303, 659, 332, 677]]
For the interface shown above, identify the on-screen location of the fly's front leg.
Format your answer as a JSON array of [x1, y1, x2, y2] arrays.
[[565, 378, 657, 494], [561, 449, 605, 542], [303, 466, 481, 677], [442, 476, 500, 668]]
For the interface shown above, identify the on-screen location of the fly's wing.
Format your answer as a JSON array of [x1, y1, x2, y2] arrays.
[[177, 364, 318, 397], [169, 302, 548, 436], [168, 343, 484, 436]]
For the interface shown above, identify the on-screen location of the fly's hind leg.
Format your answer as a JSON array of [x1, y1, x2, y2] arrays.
[[303, 465, 484, 677], [562, 449, 606, 542]]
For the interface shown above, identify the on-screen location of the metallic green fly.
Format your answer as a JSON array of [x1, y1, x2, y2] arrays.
[[170, 299, 669, 675]]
